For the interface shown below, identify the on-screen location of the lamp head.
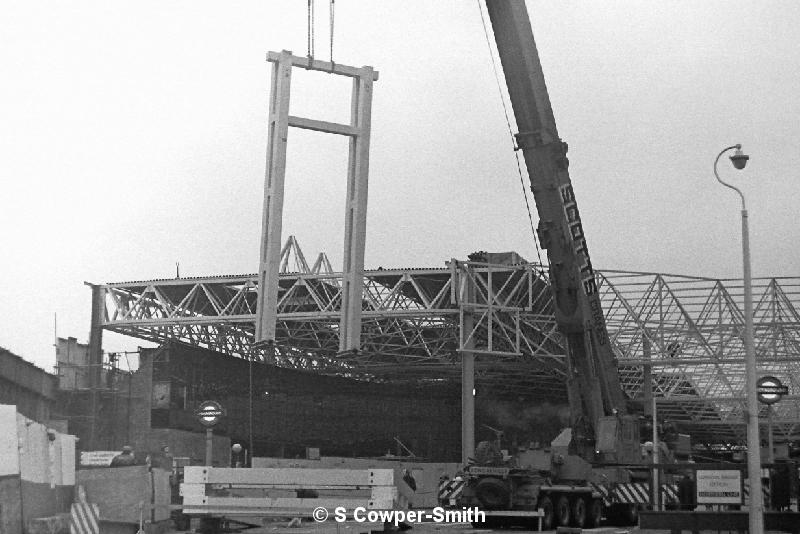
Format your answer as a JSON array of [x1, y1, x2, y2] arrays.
[[730, 146, 749, 170]]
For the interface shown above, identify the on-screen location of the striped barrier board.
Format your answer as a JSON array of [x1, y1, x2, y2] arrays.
[[661, 483, 679, 504], [743, 478, 771, 504], [612, 482, 650, 504], [70, 501, 99, 534], [450, 477, 685, 509], [590, 482, 611, 505], [601, 476, 769, 507], [591, 482, 680, 507], [438, 478, 465, 507]]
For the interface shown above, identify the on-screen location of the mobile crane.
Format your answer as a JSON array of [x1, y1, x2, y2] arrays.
[[485, 0, 637, 463], [455, 1, 667, 528]]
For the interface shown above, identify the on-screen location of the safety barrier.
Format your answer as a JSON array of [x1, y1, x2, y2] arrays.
[[437, 478, 465, 507], [69, 499, 99, 534], [590, 482, 680, 507]]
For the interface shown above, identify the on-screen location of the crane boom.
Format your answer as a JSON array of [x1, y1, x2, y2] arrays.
[[484, 0, 628, 455]]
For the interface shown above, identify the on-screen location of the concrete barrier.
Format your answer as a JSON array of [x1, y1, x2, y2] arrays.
[[76, 465, 171, 525], [27, 513, 70, 534], [0, 405, 78, 534]]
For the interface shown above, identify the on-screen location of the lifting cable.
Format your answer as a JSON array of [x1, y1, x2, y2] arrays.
[[307, 0, 336, 66], [307, 0, 315, 60], [476, 1, 545, 267], [329, 0, 335, 65]]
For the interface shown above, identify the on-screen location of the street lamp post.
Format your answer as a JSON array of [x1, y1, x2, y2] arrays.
[[713, 144, 763, 534]]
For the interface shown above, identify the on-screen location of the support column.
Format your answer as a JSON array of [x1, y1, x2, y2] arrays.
[[644, 338, 660, 510], [87, 283, 105, 450], [461, 352, 475, 465], [643, 342, 653, 419], [255, 50, 293, 344], [460, 265, 475, 464], [340, 68, 375, 352]]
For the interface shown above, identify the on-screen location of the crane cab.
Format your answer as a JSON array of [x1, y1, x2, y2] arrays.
[[595, 415, 641, 464]]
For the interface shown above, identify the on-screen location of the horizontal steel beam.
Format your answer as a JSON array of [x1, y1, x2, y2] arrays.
[[621, 357, 800, 366], [288, 115, 359, 136], [103, 309, 461, 327], [267, 50, 379, 81]]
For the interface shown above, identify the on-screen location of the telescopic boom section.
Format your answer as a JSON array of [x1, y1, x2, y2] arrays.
[[485, 0, 627, 442]]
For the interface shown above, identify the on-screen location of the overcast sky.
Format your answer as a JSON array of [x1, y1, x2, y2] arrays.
[[2, 1, 798, 372]]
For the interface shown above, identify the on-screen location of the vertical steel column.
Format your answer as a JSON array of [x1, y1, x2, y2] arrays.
[[643, 340, 653, 419], [461, 354, 475, 465], [644, 338, 661, 510], [255, 51, 293, 344], [339, 68, 374, 352], [88, 283, 105, 450], [461, 265, 476, 464]]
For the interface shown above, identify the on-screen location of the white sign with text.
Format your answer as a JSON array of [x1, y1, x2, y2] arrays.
[[696, 469, 742, 504]]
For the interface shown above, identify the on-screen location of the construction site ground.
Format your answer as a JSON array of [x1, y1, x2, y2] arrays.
[[189, 525, 786, 534], [165, 523, 655, 534]]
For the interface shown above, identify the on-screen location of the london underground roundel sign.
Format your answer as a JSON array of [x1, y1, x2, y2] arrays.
[[756, 376, 788, 405], [196, 400, 224, 427]]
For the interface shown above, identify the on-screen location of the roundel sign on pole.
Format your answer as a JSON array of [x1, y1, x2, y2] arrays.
[[756, 376, 788, 405], [196, 400, 224, 427]]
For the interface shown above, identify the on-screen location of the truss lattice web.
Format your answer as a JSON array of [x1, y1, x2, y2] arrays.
[[97, 251, 800, 445]]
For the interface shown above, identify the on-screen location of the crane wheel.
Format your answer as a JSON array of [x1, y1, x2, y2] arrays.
[[538, 496, 554, 531], [555, 495, 571, 527], [586, 498, 603, 528], [473, 477, 511, 510], [570, 497, 587, 528]]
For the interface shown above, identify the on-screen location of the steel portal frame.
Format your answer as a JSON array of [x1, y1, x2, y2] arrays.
[[256, 51, 376, 352], [96, 253, 800, 445]]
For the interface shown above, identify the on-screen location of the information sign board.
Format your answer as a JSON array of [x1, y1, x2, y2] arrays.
[[696, 469, 742, 504]]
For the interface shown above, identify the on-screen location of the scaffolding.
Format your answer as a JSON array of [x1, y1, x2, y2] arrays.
[[53, 339, 140, 450]]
